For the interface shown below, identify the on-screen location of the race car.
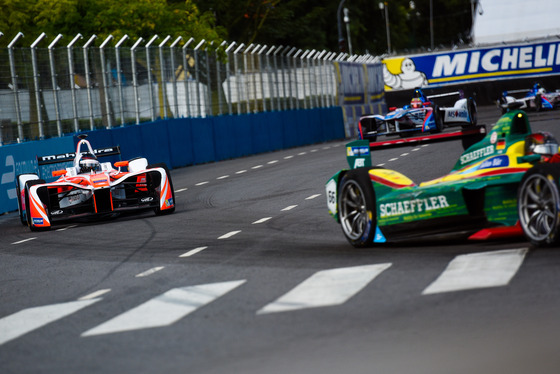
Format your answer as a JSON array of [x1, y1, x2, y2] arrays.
[[327, 109, 560, 247], [358, 88, 477, 142], [16, 135, 175, 231], [498, 83, 560, 113]]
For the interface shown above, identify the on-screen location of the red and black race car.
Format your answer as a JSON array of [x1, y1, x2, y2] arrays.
[[16, 135, 175, 231]]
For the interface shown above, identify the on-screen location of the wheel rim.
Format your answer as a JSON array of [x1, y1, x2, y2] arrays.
[[519, 173, 559, 242], [339, 180, 368, 241]]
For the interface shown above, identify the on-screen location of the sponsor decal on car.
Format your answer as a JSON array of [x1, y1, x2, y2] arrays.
[[165, 198, 174, 207], [479, 155, 509, 170], [459, 145, 494, 165], [140, 197, 154, 203], [33, 218, 44, 225], [379, 195, 450, 218], [51, 210, 63, 215], [346, 145, 370, 157]]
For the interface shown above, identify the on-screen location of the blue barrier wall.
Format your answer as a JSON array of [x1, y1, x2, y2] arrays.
[[0, 107, 344, 215]]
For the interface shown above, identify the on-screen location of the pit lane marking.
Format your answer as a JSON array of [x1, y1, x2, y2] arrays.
[[217, 175, 229, 180], [388, 158, 399, 162], [79, 289, 112, 300], [400, 153, 409, 156], [306, 194, 321, 200], [135, 266, 165, 278], [195, 181, 209, 186], [284, 155, 294, 159], [180, 246, 208, 258], [252, 165, 263, 169], [176, 188, 188, 192], [267, 160, 278, 164], [235, 170, 247, 174], [12, 238, 36, 245], [281, 205, 298, 211]]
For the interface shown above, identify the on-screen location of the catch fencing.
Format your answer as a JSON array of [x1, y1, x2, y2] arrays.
[[0, 32, 383, 145]]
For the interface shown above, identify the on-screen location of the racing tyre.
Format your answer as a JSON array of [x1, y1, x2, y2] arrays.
[[147, 163, 176, 215], [24, 179, 49, 231], [535, 94, 543, 112], [467, 97, 477, 125], [518, 165, 560, 246], [16, 174, 39, 225], [431, 106, 444, 133], [338, 168, 377, 247]]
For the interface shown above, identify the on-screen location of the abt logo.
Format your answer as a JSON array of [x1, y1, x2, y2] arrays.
[[354, 158, 365, 168]]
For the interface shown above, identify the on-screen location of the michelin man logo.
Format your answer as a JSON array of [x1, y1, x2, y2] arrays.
[[1, 155, 17, 200], [383, 58, 428, 90]]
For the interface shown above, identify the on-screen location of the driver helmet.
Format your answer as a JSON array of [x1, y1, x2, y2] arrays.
[[410, 97, 423, 108], [524, 132, 559, 157], [79, 154, 100, 173]]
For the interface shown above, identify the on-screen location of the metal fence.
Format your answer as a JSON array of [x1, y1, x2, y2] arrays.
[[0, 32, 379, 145]]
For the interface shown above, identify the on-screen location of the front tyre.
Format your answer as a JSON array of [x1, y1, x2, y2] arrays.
[[430, 106, 444, 133], [338, 169, 377, 247], [518, 165, 560, 246]]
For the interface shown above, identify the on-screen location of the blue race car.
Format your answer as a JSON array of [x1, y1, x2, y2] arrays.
[[359, 88, 477, 142]]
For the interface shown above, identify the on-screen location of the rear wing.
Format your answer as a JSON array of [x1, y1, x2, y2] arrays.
[[37, 146, 121, 166]]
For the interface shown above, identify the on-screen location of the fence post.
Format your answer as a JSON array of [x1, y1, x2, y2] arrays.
[[115, 34, 128, 125], [266, 46, 276, 112], [293, 49, 303, 110], [251, 44, 260, 113], [233, 43, 245, 115], [158, 35, 171, 119], [130, 37, 143, 125], [170, 36, 182, 118], [286, 47, 296, 110], [99, 34, 114, 128], [257, 44, 267, 112], [300, 50, 310, 110], [67, 34, 82, 132], [217, 40, 227, 115], [205, 42, 212, 116], [193, 39, 205, 117], [48, 34, 64, 137], [182, 37, 194, 118], [8, 32, 24, 142], [82, 35, 97, 130], [31, 32, 47, 139], [225, 42, 236, 115], [145, 35, 158, 121]]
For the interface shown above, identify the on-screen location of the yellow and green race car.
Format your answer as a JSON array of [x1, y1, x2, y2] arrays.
[[326, 110, 560, 247]]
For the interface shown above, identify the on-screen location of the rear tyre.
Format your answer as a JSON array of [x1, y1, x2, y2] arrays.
[[338, 168, 377, 247], [535, 94, 543, 111], [467, 97, 477, 125], [518, 165, 560, 246], [147, 163, 176, 215], [430, 106, 444, 133]]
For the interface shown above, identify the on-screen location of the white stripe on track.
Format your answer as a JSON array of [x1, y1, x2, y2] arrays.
[[0, 298, 101, 345], [82, 280, 246, 336], [422, 248, 528, 295], [257, 263, 391, 314]]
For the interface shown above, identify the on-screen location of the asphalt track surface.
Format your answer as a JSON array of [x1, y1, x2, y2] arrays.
[[2, 106, 560, 374]]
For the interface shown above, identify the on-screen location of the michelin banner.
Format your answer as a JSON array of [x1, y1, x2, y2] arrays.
[[334, 61, 387, 138], [383, 40, 560, 91]]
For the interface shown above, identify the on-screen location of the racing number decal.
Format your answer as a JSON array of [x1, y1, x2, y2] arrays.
[[326, 179, 337, 215]]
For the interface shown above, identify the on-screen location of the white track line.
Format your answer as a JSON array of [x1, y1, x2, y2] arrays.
[[79, 289, 112, 301], [82, 280, 246, 336], [12, 238, 37, 245], [422, 248, 528, 295], [0, 298, 102, 345], [281, 205, 298, 211], [218, 231, 241, 239], [135, 266, 165, 278], [179, 247, 208, 258], [253, 217, 272, 224], [257, 264, 392, 314]]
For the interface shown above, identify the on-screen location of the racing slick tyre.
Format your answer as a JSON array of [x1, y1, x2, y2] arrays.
[[24, 179, 49, 231], [147, 163, 176, 216], [16, 173, 39, 225], [518, 164, 560, 246], [535, 94, 543, 112], [338, 168, 377, 248], [467, 97, 477, 126], [430, 106, 444, 133]]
